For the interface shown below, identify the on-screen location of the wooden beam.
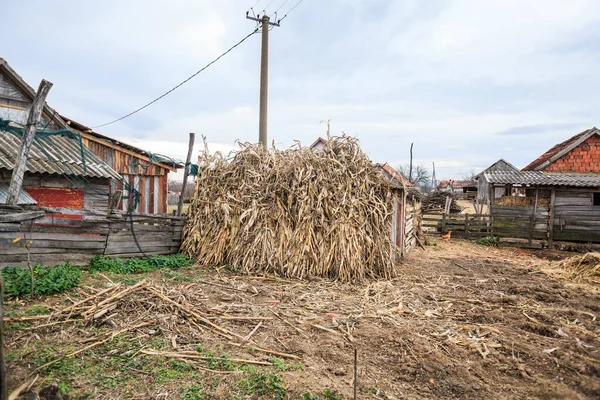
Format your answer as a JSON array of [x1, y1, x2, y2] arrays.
[[548, 188, 556, 249], [5, 80, 53, 205], [76, 130, 177, 172]]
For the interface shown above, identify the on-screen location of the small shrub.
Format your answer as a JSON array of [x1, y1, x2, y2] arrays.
[[477, 236, 496, 246], [2, 263, 81, 298], [181, 384, 205, 400], [88, 254, 192, 274], [237, 372, 286, 399]]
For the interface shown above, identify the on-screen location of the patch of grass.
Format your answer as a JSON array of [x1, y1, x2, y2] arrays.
[[88, 254, 192, 274], [477, 236, 496, 246], [322, 389, 342, 400], [161, 269, 193, 282], [181, 384, 205, 400], [206, 353, 235, 371], [2, 263, 81, 298], [268, 357, 304, 372], [302, 389, 342, 400], [24, 304, 51, 315], [237, 371, 286, 400]]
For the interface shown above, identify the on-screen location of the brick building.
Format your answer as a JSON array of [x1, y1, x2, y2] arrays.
[[523, 127, 600, 172]]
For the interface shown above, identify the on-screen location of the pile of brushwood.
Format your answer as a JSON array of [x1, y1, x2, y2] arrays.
[[422, 192, 462, 213], [561, 252, 600, 281], [181, 136, 396, 282]]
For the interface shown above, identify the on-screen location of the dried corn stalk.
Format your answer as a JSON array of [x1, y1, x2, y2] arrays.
[[181, 136, 396, 282]]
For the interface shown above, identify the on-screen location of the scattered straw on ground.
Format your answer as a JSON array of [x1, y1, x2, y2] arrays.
[[181, 136, 396, 282], [561, 252, 600, 282]]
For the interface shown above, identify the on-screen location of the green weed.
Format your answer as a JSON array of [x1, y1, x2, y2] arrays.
[[237, 371, 286, 399], [88, 254, 192, 274], [477, 236, 496, 246], [181, 384, 205, 400], [2, 263, 81, 298]]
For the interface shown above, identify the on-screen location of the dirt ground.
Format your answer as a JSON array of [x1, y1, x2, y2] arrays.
[[5, 239, 600, 399]]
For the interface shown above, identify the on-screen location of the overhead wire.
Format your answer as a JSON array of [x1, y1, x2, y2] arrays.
[[262, 0, 277, 11], [274, 0, 292, 14], [92, 28, 259, 129], [279, 0, 305, 22]]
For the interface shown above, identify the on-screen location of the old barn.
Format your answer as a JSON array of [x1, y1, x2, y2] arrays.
[[485, 128, 600, 245]]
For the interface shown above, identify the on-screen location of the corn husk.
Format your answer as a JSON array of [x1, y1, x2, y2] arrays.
[[180, 136, 396, 282]]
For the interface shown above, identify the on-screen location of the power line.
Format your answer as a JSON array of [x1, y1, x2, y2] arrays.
[[279, 0, 305, 22], [274, 0, 292, 13], [92, 28, 259, 129], [263, 0, 277, 11]]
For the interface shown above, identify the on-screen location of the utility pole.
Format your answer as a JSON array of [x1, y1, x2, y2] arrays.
[[6, 79, 53, 205], [408, 143, 414, 183], [177, 132, 195, 216], [246, 12, 280, 148], [432, 162, 437, 192]]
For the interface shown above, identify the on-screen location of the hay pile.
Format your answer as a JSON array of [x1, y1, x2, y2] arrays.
[[561, 252, 600, 281], [180, 136, 396, 282]]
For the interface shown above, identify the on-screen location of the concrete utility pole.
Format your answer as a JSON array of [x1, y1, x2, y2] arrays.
[[6, 79, 53, 205], [246, 12, 280, 148], [177, 132, 195, 216]]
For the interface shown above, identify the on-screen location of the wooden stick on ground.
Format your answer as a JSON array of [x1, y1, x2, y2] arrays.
[[36, 321, 152, 371], [271, 311, 309, 339], [227, 342, 300, 360], [7, 375, 38, 400], [141, 349, 272, 366], [145, 287, 242, 341], [241, 322, 262, 344]]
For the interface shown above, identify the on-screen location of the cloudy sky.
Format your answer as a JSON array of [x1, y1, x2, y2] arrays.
[[3, 0, 599, 180]]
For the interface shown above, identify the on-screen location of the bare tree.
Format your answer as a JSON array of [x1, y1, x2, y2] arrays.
[[397, 163, 431, 187]]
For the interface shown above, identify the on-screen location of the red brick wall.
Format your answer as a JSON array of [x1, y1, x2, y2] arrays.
[[543, 134, 600, 172]]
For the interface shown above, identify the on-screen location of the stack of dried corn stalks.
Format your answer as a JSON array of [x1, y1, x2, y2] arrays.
[[181, 136, 396, 282]]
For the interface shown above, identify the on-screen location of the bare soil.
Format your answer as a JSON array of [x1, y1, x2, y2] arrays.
[[5, 239, 600, 399]]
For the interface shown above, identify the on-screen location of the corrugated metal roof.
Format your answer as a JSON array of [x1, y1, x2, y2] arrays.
[[484, 171, 600, 187], [0, 183, 37, 204], [0, 129, 122, 180]]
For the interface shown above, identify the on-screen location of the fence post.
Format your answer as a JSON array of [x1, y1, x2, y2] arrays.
[[441, 213, 446, 233], [465, 213, 469, 239]]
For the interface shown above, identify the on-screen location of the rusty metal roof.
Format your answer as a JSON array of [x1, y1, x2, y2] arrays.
[[0, 183, 37, 204], [484, 170, 600, 187], [0, 129, 122, 180]]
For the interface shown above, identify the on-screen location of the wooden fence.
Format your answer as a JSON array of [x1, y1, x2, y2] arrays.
[[0, 206, 184, 267], [422, 206, 551, 248]]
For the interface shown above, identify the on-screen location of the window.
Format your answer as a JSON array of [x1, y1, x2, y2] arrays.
[[594, 193, 600, 206]]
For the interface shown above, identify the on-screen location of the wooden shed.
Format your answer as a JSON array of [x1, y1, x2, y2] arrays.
[[476, 159, 519, 202], [61, 117, 183, 214], [0, 57, 182, 215]]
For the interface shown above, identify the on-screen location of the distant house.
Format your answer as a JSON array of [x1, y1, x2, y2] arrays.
[[476, 159, 519, 202], [0, 57, 182, 214], [438, 179, 476, 196], [484, 128, 600, 245]]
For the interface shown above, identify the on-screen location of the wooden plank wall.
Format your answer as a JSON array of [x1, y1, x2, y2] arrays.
[[0, 209, 185, 267], [82, 139, 171, 214], [404, 201, 421, 254], [554, 189, 600, 242]]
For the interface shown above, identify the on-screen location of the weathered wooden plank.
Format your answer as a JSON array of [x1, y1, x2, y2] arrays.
[[0, 210, 46, 222], [0, 232, 105, 241]]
